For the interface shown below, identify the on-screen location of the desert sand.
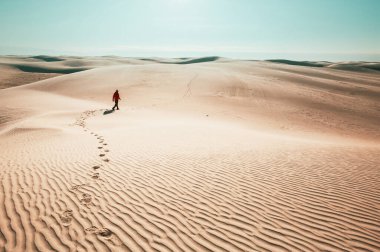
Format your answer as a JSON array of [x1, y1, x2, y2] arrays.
[[0, 55, 379, 252]]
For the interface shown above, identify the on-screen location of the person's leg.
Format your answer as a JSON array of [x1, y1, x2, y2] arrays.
[[112, 101, 116, 110], [116, 100, 119, 110]]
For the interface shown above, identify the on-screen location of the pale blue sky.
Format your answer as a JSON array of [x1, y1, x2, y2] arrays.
[[0, 0, 379, 61]]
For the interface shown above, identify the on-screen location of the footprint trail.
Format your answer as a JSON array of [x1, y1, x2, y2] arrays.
[[70, 109, 118, 245]]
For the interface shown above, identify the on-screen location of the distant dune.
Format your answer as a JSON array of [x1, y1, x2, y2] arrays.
[[267, 59, 380, 73], [2, 55, 379, 90], [0, 56, 150, 89], [139, 56, 222, 64], [10, 63, 89, 74], [0, 55, 379, 251], [30, 55, 65, 62], [176, 56, 222, 64], [266, 59, 328, 67]]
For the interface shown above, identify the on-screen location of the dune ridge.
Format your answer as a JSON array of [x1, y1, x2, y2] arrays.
[[0, 56, 379, 251], [30, 55, 65, 62], [0, 56, 151, 89], [266, 59, 380, 73]]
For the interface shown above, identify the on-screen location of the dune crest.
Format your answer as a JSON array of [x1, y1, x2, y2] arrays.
[[267, 59, 380, 73]]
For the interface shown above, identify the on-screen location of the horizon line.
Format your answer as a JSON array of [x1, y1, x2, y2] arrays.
[[1, 54, 380, 63]]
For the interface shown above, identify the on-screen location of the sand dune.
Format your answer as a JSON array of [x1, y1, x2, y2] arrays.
[[266, 59, 328, 67], [267, 59, 380, 73], [0, 56, 150, 89], [30, 55, 65, 62], [140, 56, 223, 65], [0, 56, 379, 251]]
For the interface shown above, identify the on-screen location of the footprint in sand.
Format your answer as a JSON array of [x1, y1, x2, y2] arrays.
[[60, 210, 73, 226], [85, 226, 121, 245], [85, 226, 98, 233], [85, 226, 112, 238], [99, 154, 105, 157], [104, 149, 109, 152], [103, 158, 110, 162], [80, 193, 93, 206], [70, 184, 86, 191], [92, 173, 100, 179], [93, 165, 101, 170], [97, 228, 113, 239], [98, 146, 103, 149], [103, 143, 107, 146]]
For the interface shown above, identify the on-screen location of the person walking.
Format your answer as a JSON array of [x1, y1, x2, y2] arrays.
[[112, 89, 121, 110]]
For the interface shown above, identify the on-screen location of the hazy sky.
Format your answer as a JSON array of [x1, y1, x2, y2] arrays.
[[0, 0, 379, 60]]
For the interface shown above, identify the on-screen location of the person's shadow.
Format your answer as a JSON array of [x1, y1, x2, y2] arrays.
[[103, 109, 114, 115]]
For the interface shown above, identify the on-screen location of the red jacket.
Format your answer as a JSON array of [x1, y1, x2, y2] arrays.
[[113, 92, 120, 101]]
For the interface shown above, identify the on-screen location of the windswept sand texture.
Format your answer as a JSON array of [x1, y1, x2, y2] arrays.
[[0, 56, 379, 251]]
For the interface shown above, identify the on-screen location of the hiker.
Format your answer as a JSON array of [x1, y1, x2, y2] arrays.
[[112, 90, 121, 110]]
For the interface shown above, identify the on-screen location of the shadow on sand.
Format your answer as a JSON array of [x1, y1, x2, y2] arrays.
[[103, 109, 114, 115]]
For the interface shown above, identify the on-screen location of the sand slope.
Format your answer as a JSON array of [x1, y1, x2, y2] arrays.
[[0, 56, 151, 89], [0, 57, 379, 251]]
